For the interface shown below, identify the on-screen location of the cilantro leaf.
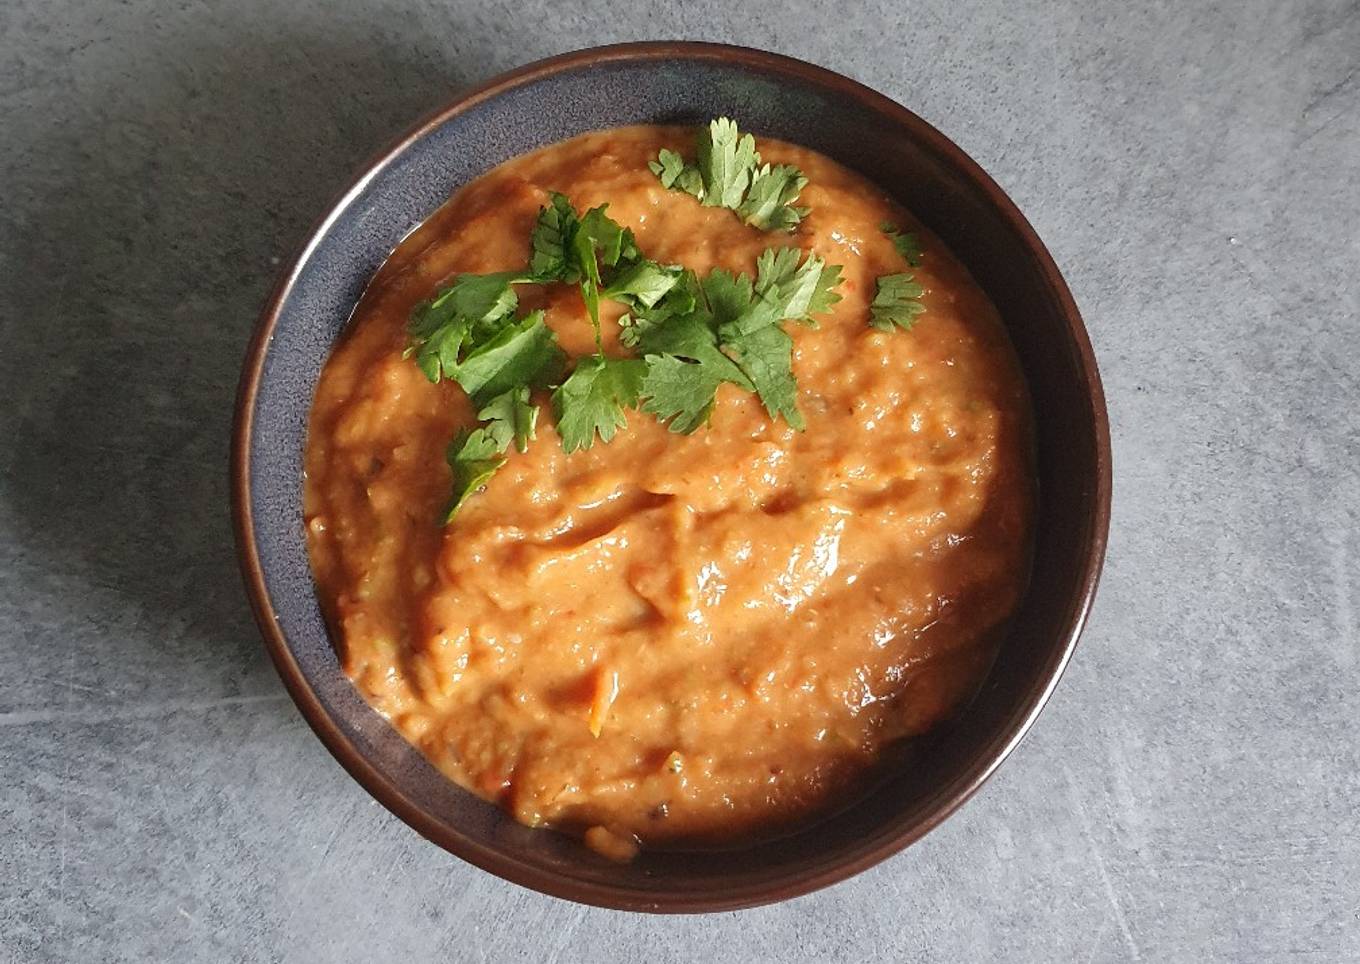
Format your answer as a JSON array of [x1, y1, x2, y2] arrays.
[[702, 269, 755, 327], [674, 166, 705, 199], [640, 355, 728, 434], [635, 305, 753, 434], [649, 148, 705, 199], [618, 270, 702, 349], [651, 119, 811, 233], [881, 222, 925, 267], [752, 246, 804, 297], [722, 324, 804, 430], [477, 385, 538, 454], [413, 182, 864, 519], [869, 273, 927, 332], [715, 290, 782, 342], [648, 149, 689, 191], [451, 310, 564, 406], [701, 252, 819, 428], [551, 356, 646, 453], [575, 205, 633, 271], [634, 309, 747, 382], [407, 313, 469, 384], [406, 271, 532, 382], [753, 247, 842, 323], [441, 381, 542, 522], [715, 248, 843, 341], [444, 427, 508, 522], [642, 248, 839, 431], [531, 193, 581, 282], [433, 271, 527, 328], [629, 269, 753, 434], [563, 202, 641, 344], [805, 262, 844, 318], [696, 118, 760, 209], [602, 260, 683, 310], [738, 164, 809, 232]]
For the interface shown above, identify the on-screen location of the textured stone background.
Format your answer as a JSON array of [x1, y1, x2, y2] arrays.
[[2, 0, 1357, 961]]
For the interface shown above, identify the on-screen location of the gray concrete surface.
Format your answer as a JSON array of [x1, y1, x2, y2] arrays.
[[2, 0, 1357, 960]]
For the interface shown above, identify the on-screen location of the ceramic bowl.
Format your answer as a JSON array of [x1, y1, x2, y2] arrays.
[[232, 41, 1111, 912]]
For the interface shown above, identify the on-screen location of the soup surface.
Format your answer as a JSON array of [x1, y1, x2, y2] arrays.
[[304, 125, 1032, 854]]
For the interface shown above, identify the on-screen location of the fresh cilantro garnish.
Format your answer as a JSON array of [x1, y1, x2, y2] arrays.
[[405, 269, 545, 383], [406, 292, 561, 521], [696, 117, 759, 209], [881, 222, 925, 267], [406, 309, 469, 384], [528, 191, 654, 348], [722, 324, 803, 429], [649, 149, 686, 189], [633, 277, 754, 434], [435, 271, 527, 328], [443, 427, 509, 522], [752, 247, 842, 326], [440, 386, 543, 521], [712, 247, 837, 342], [648, 149, 704, 198], [448, 310, 564, 405], [601, 260, 683, 309], [639, 354, 731, 434], [406, 184, 857, 520], [634, 248, 840, 432], [574, 205, 637, 269], [650, 118, 809, 233], [530, 193, 580, 281], [633, 295, 743, 373], [407, 284, 559, 395], [576, 204, 643, 342], [619, 271, 701, 350], [739, 165, 810, 232], [527, 193, 675, 449], [551, 356, 646, 453], [477, 385, 538, 454], [869, 273, 927, 332]]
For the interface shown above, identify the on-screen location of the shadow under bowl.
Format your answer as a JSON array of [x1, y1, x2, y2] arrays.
[[232, 41, 1111, 913]]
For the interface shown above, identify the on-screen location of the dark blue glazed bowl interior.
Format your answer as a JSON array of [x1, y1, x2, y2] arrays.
[[238, 45, 1106, 911]]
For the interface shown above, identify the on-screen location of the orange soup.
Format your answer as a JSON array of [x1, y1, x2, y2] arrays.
[[303, 125, 1032, 857]]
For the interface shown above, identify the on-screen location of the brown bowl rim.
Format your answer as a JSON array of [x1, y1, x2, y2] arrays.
[[231, 40, 1112, 913]]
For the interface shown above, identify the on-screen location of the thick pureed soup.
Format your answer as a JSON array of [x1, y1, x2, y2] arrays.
[[304, 125, 1032, 856]]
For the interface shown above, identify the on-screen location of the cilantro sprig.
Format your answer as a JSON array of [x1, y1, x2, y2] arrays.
[[552, 356, 646, 453], [527, 192, 685, 451], [407, 192, 688, 515], [405, 187, 856, 521], [650, 119, 810, 232], [869, 275, 927, 332], [443, 385, 540, 521], [632, 248, 842, 433], [407, 304, 563, 520], [870, 223, 928, 332], [881, 222, 925, 267]]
